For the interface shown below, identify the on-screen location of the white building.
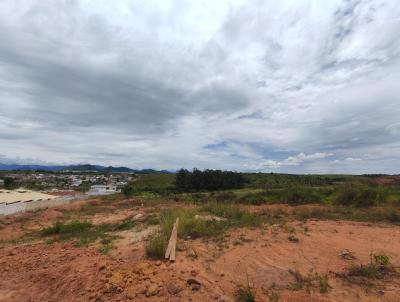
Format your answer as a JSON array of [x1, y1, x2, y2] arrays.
[[87, 185, 119, 196]]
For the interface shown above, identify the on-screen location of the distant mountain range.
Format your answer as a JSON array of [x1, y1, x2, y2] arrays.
[[0, 163, 170, 174]]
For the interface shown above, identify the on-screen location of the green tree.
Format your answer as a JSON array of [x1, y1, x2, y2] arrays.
[[4, 177, 16, 189]]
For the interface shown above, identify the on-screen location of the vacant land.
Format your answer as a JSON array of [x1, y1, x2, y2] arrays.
[[1, 174, 400, 302]]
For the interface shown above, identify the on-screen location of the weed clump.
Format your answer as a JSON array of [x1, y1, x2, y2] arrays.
[[235, 274, 256, 302], [159, 208, 227, 239], [287, 235, 299, 243], [41, 219, 135, 248], [42, 220, 92, 236], [346, 253, 395, 280], [235, 286, 255, 302], [288, 270, 330, 293], [145, 233, 167, 259], [200, 202, 262, 227], [158, 203, 261, 240]]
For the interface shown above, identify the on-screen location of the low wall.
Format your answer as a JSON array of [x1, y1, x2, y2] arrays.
[[3, 201, 27, 216], [0, 202, 5, 216], [1, 196, 80, 216]]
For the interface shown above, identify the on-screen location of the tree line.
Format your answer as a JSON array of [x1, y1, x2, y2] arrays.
[[175, 168, 245, 192]]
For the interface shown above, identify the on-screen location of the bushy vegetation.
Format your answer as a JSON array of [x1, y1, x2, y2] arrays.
[[145, 233, 167, 259], [235, 286, 255, 302], [235, 192, 268, 205], [157, 203, 261, 240], [289, 270, 330, 293], [345, 253, 395, 282], [244, 173, 355, 189], [293, 206, 400, 223], [176, 168, 245, 192], [281, 187, 323, 205], [200, 202, 262, 227], [42, 220, 92, 236], [41, 219, 135, 247], [234, 273, 256, 302], [159, 208, 228, 239], [334, 186, 388, 207], [3, 176, 17, 189], [123, 173, 176, 196]]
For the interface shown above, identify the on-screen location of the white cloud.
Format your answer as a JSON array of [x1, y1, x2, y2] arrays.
[[0, 0, 399, 173], [345, 157, 362, 161], [247, 152, 334, 171]]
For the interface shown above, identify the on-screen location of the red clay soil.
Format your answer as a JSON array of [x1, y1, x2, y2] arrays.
[[1, 206, 400, 301]]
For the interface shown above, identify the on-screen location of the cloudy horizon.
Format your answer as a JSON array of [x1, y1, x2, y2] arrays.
[[1, 0, 400, 174]]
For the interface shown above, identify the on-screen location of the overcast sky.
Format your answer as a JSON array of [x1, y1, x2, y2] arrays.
[[1, 0, 400, 173]]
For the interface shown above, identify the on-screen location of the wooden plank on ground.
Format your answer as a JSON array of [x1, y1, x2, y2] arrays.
[[164, 222, 175, 259], [169, 218, 179, 261], [165, 218, 179, 259]]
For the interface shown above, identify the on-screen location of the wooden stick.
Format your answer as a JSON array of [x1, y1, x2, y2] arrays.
[[165, 218, 179, 259], [165, 222, 176, 259], [169, 218, 179, 261]]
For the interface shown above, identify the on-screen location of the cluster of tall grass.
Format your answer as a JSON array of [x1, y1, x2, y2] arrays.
[[157, 203, 261, 240], [41, 219, 135, 248]]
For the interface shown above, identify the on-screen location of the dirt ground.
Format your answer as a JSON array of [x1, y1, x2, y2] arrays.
[[0, 201, 399, 302]]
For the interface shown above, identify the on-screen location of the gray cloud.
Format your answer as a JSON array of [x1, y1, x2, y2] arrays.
[[0, 0, 400, 173]]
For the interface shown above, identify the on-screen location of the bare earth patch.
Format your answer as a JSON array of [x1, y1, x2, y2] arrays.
[[1, 200, 400, 302]]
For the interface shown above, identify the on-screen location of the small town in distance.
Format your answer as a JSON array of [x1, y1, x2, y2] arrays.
[[0, 165, 151, 215]]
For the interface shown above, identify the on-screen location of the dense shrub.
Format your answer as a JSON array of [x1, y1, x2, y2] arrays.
[[237, 192, 268, 205], [214, 191, 237, 202], [281, 187, 322, 205], [335, 186, 387, 207], [175, 168, 245, 192]]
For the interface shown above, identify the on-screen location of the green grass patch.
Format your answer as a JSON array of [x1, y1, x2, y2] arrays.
[[145, 233, 168, 259], [334, 186, 388, 207], [41, 218, 135, 247], [159, 208, 228, 239], [200, 202, 262, 227], [346, 253, 395, 281], [293, 206, 400, 223], [288, 270, 330, 293], [41, 220, 92, 236], [234, 286, 255, 302], [158, 203, 261, 240]]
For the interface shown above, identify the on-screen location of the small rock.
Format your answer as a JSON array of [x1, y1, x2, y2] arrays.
[[187, 278, 201, 291], [191, 283, 201, 291], [187, 249, 197, 259], [157, 287, 167, 297], [133, 213, 144, 220], [167, 282, 183, 295], [136, 284, 147, 294], [155, 260, 162, 266], [125, 288, 136, 299], [340, 249, 356, 260], [190, 270, 198, 277], [146, 284, 159, 297]]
